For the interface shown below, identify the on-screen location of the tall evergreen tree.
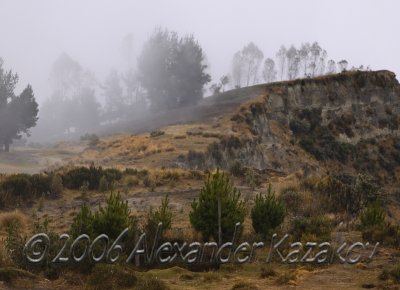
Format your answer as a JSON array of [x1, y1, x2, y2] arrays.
[[0, 58, 38, 151], [137, 28, 210, 111]]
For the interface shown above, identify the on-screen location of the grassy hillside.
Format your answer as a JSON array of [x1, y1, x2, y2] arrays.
[[0, 70, 400, 289]]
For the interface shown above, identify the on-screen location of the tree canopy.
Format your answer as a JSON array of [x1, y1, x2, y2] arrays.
[[137, 28, 211, 111], [0, 58, 38, 152]]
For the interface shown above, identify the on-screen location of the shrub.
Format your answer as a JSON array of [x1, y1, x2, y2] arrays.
[[143, 175, 155, 189], [146, 195, 173, 235], [150, 130, 165, 138], [289, 119, 310, 136], [276, 270, 296, 285], [81, 133, 99, 147], [70, 191, 137, 241], [92, 191, 134, 239], [1, 174, 32, 202], [80, 181, 89, 199], [316, 174, 380, 214], [260, 266, 277, 278], [0, 210, 27, 233], [290, 215, 332, 243], [251, 184, 285, 238], [124, 176, 139, 187], [63, 165, 103, 190], [102, 168, 123, 183], [69, 203, 94, 238], [98, 176, 109, 192], [207, 142, 224, 167], [4, 217, 27, 268], [153, 195, 173, 230], [124, 168, 138, 175], [361, 223, 400, 246], [359, 201, 386, 230], [62, 167, 92, 190], [30, 174, 51, 196], [187, 150, 206, 169], [229, 160, 245, 177], [280, 187, 302, 215], [189, 169, 246, 242], [379, 264, 400, 283], [244, 169, 258, 190], [88, 135, 99, 147], [49, 175, 63, 196]]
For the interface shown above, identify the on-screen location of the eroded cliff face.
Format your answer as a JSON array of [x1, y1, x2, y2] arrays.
[[197, 70, 400, 180], [263, 70, 400, 142]]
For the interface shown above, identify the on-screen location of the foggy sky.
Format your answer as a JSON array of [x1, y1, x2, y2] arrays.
[[0, 0, 399, 104]]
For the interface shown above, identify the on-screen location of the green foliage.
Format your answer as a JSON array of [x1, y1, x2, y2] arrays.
[[70, 191, 136, 241], [62, 165, 122, 191], [251, 184, 285, 238], [244, 169, 258, 190], [6, 215, 62, 277], [361, 223, 400, 246], [150, 130, 165, 138], [146, 195, 173, 234], [98, 176, 109, 192], [4, 219, 26, 268], [289, 119, 310, 136], [0, 173, 63, 207], [137, 28, 211, 111], [290, 215, 332, 242], [92, 191, 133, 240], [102, 168, 123, 183], [189, 169, 246, 242], [69, 203, 94, 238], [1, 174, 32, 202], [30, 174, 52, 196], [316, 174, 380, 214], [49, 175, 63, 195], [0, 58, 39, 152], [63, 167, 93, 190], [359, 201, 386, 230], [379, 264, 400, 283], [80, 181, 89, 199], [289, 108, 357, 163]]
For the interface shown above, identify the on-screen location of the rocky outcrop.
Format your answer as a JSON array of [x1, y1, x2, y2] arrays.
[[196, 70, 400, 180]]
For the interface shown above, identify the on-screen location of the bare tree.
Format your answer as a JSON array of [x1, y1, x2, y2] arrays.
[[313, 49, 327, 76], [276, 45, 287, 80], [309, 42, 322, 77], [286, 45, 300, 80], [327, 59, 336, 74], [232, 51, 244, 88], [220, 75, 229, 92], [102, 69, 124, 117], [299, 42, 310, 77], [338, 60, 349, 72], [241, 42, 264, 86], [262, 58, 277, 83]]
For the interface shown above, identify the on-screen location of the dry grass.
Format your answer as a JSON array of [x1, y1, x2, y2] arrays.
[[0, 210, 28, 234], [78, 134, 176, 164]]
